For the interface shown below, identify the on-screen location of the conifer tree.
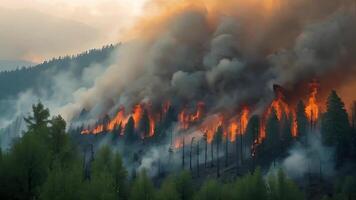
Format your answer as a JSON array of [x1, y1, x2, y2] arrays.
[[296, 100, 308, 145], [321, 90, 351, 165]]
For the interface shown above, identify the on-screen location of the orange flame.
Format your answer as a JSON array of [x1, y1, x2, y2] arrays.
[[200, 114, 224, 143], [179, 102, 205, 130], [228, 121, 238, 142], [240, 107, 249, 134], [291, 110, 298, 137], [107, 108, 129, 131], [80, 103, 159, 137], [132, 104, 143, 129], [305, 82, 319, 123]]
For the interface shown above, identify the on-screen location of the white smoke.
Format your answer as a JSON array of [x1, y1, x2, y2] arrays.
[[282, 130, 335, 179]]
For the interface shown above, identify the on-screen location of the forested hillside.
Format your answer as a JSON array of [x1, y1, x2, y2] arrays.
[[0, 44, 117, 100]]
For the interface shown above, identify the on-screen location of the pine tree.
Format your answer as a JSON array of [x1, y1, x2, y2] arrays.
[[321, 90, 351, 166], [265, 108, 280, 162], [280, 113, 293, 150], [140, 109, 151, 138], [24, 102, 50, 135], [125, 117, 138, 143], [296, 100, 308, 144]]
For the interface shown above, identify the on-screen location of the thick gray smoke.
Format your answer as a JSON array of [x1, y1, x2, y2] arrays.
[[59, 1, 356, 123]]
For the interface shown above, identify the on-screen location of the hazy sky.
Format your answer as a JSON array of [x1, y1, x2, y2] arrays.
[[0, 0, 148, 63]]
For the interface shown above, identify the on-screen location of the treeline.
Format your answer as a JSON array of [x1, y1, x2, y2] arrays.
[[1, 102, 356, 199], [0, 44, 117, 100], [0, 102, 304, 200]]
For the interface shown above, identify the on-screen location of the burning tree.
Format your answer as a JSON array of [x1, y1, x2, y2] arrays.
[[296, 100, 308, 145], [265, 108, 280, 165], [124, 117, 138, 143]]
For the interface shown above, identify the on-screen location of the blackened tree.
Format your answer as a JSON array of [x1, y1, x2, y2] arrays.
[[245, 115, 260, 156], [265, 108, 280, 162], [140, 109, 151, 139], [214, 125, 223, 177], [296, 100, 308, 144], [125, 117, 138, 143]]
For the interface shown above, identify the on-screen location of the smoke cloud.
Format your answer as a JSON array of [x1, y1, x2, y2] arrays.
[[60, 0, 356, 124]]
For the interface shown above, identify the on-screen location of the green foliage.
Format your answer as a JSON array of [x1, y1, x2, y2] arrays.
[[194, 180, 222, 200], [175, 171, 194, 200], [333, 176, 356, 200], [91, 146, 128, 199], [24, 102, 50, 134], [321, 90, 351, 164], [233, 168, 268, 200], [268, 169, 304, 200], [39, 163, 83, 200], [81, 172, 116, 200], [130, 170, 156, 200], [0, 133, 50, 200], [156, 176, 180, 200]]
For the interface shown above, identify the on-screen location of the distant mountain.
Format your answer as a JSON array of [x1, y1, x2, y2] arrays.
[[0, 44, 118, 100], [0, 60, 36, 72]]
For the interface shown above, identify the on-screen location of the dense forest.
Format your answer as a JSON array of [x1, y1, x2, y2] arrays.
[[1, 90, 356, 200]]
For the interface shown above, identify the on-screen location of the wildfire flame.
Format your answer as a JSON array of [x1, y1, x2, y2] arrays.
[[81, 103, 158, 137], [179, 102, 205, 129], [305, 80, 320, 123], [81, 81, 322, 149]]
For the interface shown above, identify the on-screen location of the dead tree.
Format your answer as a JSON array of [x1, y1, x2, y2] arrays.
[[236, 137, 239, 175], [190, 137, 195, 171], [182, 138, 185, 169], [197, 141, 200, 177], [216, 126, 223, 177], [204, 132, 208, 168], [211, 138, 214, 167], [240, 119, 243, 164], [225, 134, 229, 167]]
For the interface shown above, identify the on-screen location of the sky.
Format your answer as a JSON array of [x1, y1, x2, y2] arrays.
[[0, 0, 148, 63]]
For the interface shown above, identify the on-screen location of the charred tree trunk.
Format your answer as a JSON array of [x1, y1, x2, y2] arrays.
[[225, 137, 228, 167], [190, 137, 195, 172], [216, 140, 220, 177], [211, 141, 214, 167], [190, 146, 192, 171], [205, 136, 208, 168], [240, 134, 243, 165], [236, 139, 239, 175], [182, 138, 185, 169], [197, 141, 200, 177]]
